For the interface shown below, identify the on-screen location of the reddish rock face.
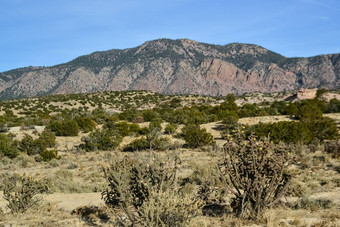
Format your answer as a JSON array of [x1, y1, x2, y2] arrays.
[[297, 88, 317, 100], [0, 38, 339, 99]]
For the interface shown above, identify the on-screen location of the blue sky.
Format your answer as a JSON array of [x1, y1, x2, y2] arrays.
[[0, 0, 339, 72]]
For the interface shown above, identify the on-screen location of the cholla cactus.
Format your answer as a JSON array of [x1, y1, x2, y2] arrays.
[[219, 130, 293, 219], [102, 153, 202, 226], [3, 173, 48, 213]]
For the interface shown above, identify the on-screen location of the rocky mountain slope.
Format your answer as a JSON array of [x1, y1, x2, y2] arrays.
[[1, 38, 339, 99]]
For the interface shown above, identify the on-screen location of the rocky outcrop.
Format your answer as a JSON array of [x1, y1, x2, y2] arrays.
[[297, 88, 318, 100], [0, 38, 339, 99]]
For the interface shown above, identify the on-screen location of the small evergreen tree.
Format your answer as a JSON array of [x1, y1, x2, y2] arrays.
[[182, 125, 215, 148], [0, 133, 19, 158]]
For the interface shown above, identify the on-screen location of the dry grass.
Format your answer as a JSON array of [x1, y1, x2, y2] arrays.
[[1, 91, 340, 226], [1, 143, 339, 226]]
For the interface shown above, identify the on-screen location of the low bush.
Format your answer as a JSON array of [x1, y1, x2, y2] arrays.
[[39, 149, 58, 161], [252, 117, 338, 144], [253, 121, 312, 144], [18, 132, 56, 156], [36, 131, 56, 149], [0, 116, 8, 132], [164, 123, 177, 134], [123, 138, 150, 152], [307, 117, 339, 141], [18, 134, 37, 155], [0, 133, 19, 158], [221, 111, 239, 134], [123, 137, 171, 152], [182, 125, 215, 148], [104, 121, 142, 137], [81, 129, 122, 152], [47, 120, 79, 136], [76, 117, 96, 133]]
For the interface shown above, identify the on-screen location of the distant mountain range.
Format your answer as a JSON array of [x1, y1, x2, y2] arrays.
[[1, 38, 339, 100]]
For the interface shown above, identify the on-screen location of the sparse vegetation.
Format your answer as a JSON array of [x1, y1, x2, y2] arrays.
[[0, 89, 340, 226], [2, 173, 48, 213]]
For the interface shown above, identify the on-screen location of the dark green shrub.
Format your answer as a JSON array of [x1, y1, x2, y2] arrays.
[[128, 123, 143, 136], [238, 104, 263, 118], [286, 103, 299, 117], [291, 99, 326, 121], [36, 131, 56, 149], [2, 173, 48, 213], [220, 94, 238, 112], [104, 121, 129, 137], [253, 117, 338, 144], [270, 100, 288, 115], [18, 134, 37, 155], [76, 117, 96, 133], [0, 116, 8, 132], [123, 137, 171, 152], [142, 109, 160, 122], [327, 98, 340, 113], [39, 149, 58, 161], [316, 88, 328, 99], [118, 109, 138, 122], [0, 133, 19, 158], [47, 120, 79, 136], [182, 125, 215, 148], [149, 120, 162, 131], [307, 117, 339, 141], [102, 116, 119, 130], [139, 127, 150, 135], [123, 138, 150, 152], [297, 104, 323, 121], [91, 108, 110, 124], [219, 132, 293, 219], [164, 123, 177, 134], [81, 129, 122, 151], [18, 131, 56, 156], [253, 121, 312, 144], [221, 111, 239, 133]]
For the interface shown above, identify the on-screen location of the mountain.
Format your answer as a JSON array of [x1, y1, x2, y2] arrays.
[[1, 38, 340, 99]]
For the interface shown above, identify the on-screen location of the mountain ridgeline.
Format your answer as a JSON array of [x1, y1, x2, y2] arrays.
[[1, 38, 340, 99]]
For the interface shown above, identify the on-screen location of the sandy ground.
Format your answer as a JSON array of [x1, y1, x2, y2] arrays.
[[0, 191, 103, 212], [1, 186, 339, 215]]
